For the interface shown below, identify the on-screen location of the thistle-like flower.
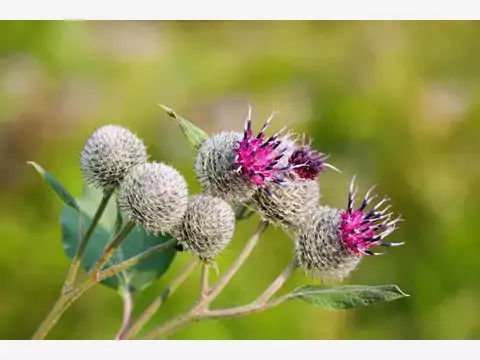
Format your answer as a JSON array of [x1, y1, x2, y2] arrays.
[[196, 131, 253, 202], [233, 107, 292, 187], [288, 136, 337, 180], [80, 125, 149, 191], [172, 194, 235, 263], [295, 176, 403, 280], [341, 176, 403, 256], [252, 176, 320, 230], [195, 107, 293, 202], [118, 162, 189, 235]]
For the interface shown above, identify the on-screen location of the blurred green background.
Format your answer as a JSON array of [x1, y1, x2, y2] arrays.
[[0, 20, 479, 340]]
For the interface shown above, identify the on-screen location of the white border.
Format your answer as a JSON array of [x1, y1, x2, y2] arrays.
[[0, 0, 479, 20], [1, 0, 480, 353], [1, 341, 480, 359]]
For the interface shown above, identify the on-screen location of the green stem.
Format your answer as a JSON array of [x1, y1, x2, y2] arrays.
[[121, 259, 199, 340], [31, 220, 135, 340], [87, 220, 136, 282], [115, 290, 134, 340], [142, 221, 269, 340], [142, 310, 197, 340], [198, 264, 209, 302], [64, 189, 114, 290], [206, 221, 268, 300], [200, 296, 288, 320], [98, 238, 177, 283], [31, 286, 84, 340], [141, 257, 296, 340], [255, 258, 298, 304]]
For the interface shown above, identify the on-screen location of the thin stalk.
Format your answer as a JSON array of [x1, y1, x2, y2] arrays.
[[88, 220, 136, 282], [121, 259, 199, 340], [115, 291, 134, 340], [255, 258, 298, 304], [142, 221, 269, 340], [208, 260, 298, 319], [64, 189, 114, 290], [233, 202, 254, 221], [31, 286, 85, 340], [142, 309, 198, 340], [32, 220, 135, 340], [98, 238, 177, 282], [206, 221, 268, 301], [202, 296, 289, 320], [199, 264, 209, 302]]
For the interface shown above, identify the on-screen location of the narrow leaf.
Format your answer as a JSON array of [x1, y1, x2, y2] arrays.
[[158, 104, 209, 150], [28, 161, 79, 211], [289, 284, 409, 310]]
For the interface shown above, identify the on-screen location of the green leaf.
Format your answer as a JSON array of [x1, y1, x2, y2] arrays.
[[28, 161, 79, 211], [60, 185, 177, 292], [158, 104, 209, 150], [289, 284, 409, 310]]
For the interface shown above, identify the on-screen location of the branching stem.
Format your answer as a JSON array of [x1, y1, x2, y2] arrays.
[[141, 221, 298, 340], [32, 220, 139, 340], [64, 189, 114, 291], [120, 259, 199, 340]]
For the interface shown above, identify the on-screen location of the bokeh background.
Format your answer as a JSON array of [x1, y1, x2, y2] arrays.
[[0, 20, 479, 340]]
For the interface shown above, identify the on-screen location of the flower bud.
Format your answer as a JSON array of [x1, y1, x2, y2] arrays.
[[80, 125, 149, 191], [252, 176, 320, 230], [295, 177, 403, 281], [195, 107, 294, 203], [295, 206, 361, 281], [172, 194, 235, 262], [118, 162, 189, 235], [195, 131, 255, 202]]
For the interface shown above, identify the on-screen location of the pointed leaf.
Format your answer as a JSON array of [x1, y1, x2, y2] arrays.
[[28, 161, 79, 211], [158, 104, 209, 150], [289, 284, 409, 309], [60, 185, 177, 292]]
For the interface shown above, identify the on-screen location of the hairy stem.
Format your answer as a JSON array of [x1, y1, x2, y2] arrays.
[[143, 258, 297, 340], [256, 258, 298, 304], [202, 296, 289, 320], [202, 259, 297, 320], [88, 220, 136, 282], [31, 286, 85, 340], [98, 238, 177, 282], [121, 259, 199, 340], [142, 221, 269, 340], [115, 291, 134, 340], [199, 264, 210, 302], [32, 220, 135, 340], [233, 202, 254, 221], [64, 189, 114, 290], [142, 310, 198, 340], [206, 221, 268, 301]]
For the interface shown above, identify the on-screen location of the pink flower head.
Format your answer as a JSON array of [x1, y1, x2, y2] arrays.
[[288, 147, 326, 180], [340, 176, 404, 256], [234, 106, 291, 188], [288, 136, 338, 180]]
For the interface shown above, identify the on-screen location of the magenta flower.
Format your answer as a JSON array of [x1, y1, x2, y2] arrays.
[[340, 176, 404, 256], [288, 147, 325, 180], [288, 136, 339, 180], [234, 107, 291, 187]]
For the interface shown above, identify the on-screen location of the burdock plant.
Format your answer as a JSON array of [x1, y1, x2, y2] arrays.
[[295, 176, 404, 281], [29, 105, 409, 341], [195, 106, 295, 202]]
